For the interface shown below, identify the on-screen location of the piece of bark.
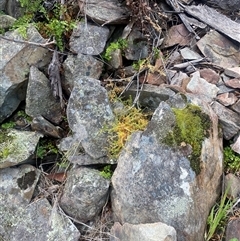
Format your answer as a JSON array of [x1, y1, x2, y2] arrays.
[[48, 49, 64, 108]]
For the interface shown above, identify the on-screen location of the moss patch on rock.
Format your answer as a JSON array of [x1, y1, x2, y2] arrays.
[[164, 104, 211, 175]]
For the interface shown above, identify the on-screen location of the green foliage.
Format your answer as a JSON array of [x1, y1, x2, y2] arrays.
[[132, 59, 147, 71], [1, 121, 15, 129], [103, 39, 128, 61], [17, 110, 32, 122], [10, 0, 76, 50], [229, 239, 239, 241], [205, 187, 234, 241], [164, 104, 211, 175], [100, 165, 113, 179], [45, 18, 76, 51], [11, 14, 34, 38], [224, 146, 240, 173], [36, 139, 58, 159]]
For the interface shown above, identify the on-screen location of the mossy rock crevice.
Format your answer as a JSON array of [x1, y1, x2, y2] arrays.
[[163, 104, 211, 175]]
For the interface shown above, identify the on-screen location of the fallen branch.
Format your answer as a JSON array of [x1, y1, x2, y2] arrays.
[[0, 35, 55, 49]]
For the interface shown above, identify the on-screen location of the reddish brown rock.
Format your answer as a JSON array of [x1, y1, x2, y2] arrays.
[[200, 68, 220, 84], [163, 24, 192, 48], [224, 78, 240, 89], [216, 93, 237, 106]]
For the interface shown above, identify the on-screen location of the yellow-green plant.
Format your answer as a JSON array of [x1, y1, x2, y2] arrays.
[[107, 98, 149, 159]]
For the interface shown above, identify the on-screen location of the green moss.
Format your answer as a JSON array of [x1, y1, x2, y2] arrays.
[[164, 104, 211, 175], [100, 165, 113, 179]]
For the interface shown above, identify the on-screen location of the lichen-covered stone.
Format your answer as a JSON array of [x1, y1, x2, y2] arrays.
[[60, 167, 110, 222], [67, 76, 115, 159]]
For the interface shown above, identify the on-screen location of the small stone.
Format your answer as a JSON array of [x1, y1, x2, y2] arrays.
[[231, 99, 240, 114], [187, 71, 219, 102], [216, 93, 237, 106], [224, 173, 240, 199], [225, 67, 240, 78], [230, 134, 240, 155], [110, 222, 177, 241], [224, 78, 240, 89], [200, 68, 220, 84], [180, 47, 202, 60]]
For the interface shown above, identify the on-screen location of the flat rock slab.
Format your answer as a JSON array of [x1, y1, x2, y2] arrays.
[[70, 21, 109, 55], [84, 0, 129, 25], [110, 222, 177, 241], [225, 218, 240, 241], [211, 101, 240, 140], [197, 30, 240, 68]]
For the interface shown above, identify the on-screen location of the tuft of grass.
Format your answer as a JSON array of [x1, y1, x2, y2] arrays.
[[1, 121, 15, 129], [205, 186, 234, 241]]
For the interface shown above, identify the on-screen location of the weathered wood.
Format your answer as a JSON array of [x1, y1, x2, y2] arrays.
[[48, 49, 64, 108], [184, 5, 240, 44]]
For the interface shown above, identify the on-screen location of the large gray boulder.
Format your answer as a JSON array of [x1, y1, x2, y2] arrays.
[[111, 98, 223, 241]]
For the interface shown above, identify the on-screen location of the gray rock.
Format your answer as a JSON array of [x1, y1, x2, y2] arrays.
[[225, 219, 240, 241], [83, 0, 129, 25], [0, 14, 16, 29], [0, 129, 42, 169], [31, 116, 64, 138], [0, 26, 50, 123], [111, 99, 222, 241], [211, 101, 240, 140], [26, 66, 62, 124], [124, 84, 175, 110], [124, 29, 148, 60], [110, 222, 177, 241], [0, 0, 6, 11], [224, 173, 240, 199], [225, 67, 240, 78], [167, 70, 189, 86], [180, 47, 202, 60], [70, 21, 109, 55], [187, 71, 219, 103], [11, 198, 80, 241], [63, 53, 104, 95], [4, 0, 24, 18], [231, 134, 240, 155], [60, 167, 110, 222], [197, 30, 240, 68], [231, 99, 240, 114], [67, 76, 115, 159]]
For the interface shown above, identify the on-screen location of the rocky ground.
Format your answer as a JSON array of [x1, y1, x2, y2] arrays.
[[1, 0, 240, 240]]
